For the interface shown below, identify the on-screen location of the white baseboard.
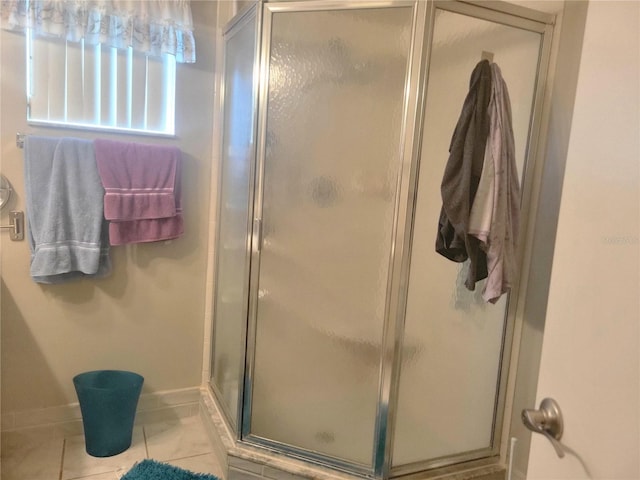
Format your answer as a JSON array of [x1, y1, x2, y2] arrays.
[[1, 386, 201, 437]]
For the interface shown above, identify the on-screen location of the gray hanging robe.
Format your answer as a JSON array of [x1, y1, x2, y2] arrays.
[[436, 59, 492, 290]]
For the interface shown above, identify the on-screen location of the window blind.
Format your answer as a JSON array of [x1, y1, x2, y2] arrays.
[[27, 35, 177, 135]]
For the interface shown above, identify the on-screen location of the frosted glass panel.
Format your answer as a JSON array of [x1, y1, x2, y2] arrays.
[[250, 7, 413, 466], [393, 10, 542, 466], [211, 13, 257, 427]]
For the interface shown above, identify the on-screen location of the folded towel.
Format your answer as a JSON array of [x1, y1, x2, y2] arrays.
[[24, 136, 111, 283], [108, 215, 185, 245], [109, 158, 184, 245], [94, 139, 184, 245], [94, 139, 180, 221]]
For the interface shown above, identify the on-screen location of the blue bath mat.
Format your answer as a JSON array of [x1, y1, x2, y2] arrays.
[[122, 459, 220, 480]]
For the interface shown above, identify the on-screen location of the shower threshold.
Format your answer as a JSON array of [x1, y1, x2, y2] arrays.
[[199, 389, 505, 480]]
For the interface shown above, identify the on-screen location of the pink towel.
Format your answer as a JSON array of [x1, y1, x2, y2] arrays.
[[95, 139, 179, 221], [109, 160, 184, 245], [109, 215, 184, 245], [94, 139, 184, 245]]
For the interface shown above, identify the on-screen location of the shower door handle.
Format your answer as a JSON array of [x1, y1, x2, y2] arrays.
[[253, 218, 263, 252], [522, 398, 565, 458]]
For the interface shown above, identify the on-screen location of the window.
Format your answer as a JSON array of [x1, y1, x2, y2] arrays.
[[2, 0, 196, 136], [27, 35, 177, 135]]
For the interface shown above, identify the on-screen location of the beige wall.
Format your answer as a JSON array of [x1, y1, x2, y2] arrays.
[[0, 1, 218, 413]]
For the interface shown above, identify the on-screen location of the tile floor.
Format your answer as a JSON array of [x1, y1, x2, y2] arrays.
[[1, 415, 225, 480]]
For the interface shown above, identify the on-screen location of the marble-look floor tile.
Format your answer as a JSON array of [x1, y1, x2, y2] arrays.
[[144, 416, 213, 462], [1, 430, 64, 480], [62, 426, 147, 480], [171, 453, 225, 478]]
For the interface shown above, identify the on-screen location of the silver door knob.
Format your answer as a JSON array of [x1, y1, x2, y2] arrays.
[[521, 397, 565, 458]]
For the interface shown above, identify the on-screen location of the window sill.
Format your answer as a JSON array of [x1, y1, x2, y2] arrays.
[[27, 119, 176, 140]]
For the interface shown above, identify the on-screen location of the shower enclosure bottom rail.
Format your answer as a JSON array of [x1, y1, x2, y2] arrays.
[[200, 387, 507, 480]]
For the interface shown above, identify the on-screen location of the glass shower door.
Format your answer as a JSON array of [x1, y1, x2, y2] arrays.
[[393, 3, 546, 472], [210, 6, 259, 428], [245, 2, 415, 469]]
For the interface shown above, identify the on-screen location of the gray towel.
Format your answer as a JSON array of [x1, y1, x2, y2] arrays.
[[436, 59, 492, 290], [481, 64, 520, 303], [24, 136, 111, 283]]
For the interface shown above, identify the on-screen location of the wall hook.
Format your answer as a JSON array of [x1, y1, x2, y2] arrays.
[[481, 50, 494, 62]]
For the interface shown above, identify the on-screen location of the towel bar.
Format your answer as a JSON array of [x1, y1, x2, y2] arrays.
[[0, 211, 24, 241]]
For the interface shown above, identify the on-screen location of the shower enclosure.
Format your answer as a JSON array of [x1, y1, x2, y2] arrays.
[[210, 1, 554, 478]]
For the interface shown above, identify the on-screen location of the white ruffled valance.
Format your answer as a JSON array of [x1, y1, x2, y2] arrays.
[[1, 0, 196, 63]]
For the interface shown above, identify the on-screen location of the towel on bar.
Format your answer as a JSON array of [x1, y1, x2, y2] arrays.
[[24, 136, 111, 283], [94, 139, 184, 245], [108, 161, 184, 245], [94, 139, 180, 221]]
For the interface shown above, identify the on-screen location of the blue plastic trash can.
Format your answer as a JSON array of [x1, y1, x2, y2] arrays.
[[73, 370, 144, 457]]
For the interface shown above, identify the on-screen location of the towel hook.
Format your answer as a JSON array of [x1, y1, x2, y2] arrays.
[[481, 50, 494, 62]]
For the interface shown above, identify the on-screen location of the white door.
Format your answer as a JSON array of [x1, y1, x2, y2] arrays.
[[526, 1, 639, 478]]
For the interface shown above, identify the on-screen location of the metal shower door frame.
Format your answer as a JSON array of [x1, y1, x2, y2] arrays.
[[241, 0, 426, 477], [209, 1, 262, 436], [384, 1, 556, 478], [214, 0, 558, 479]]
